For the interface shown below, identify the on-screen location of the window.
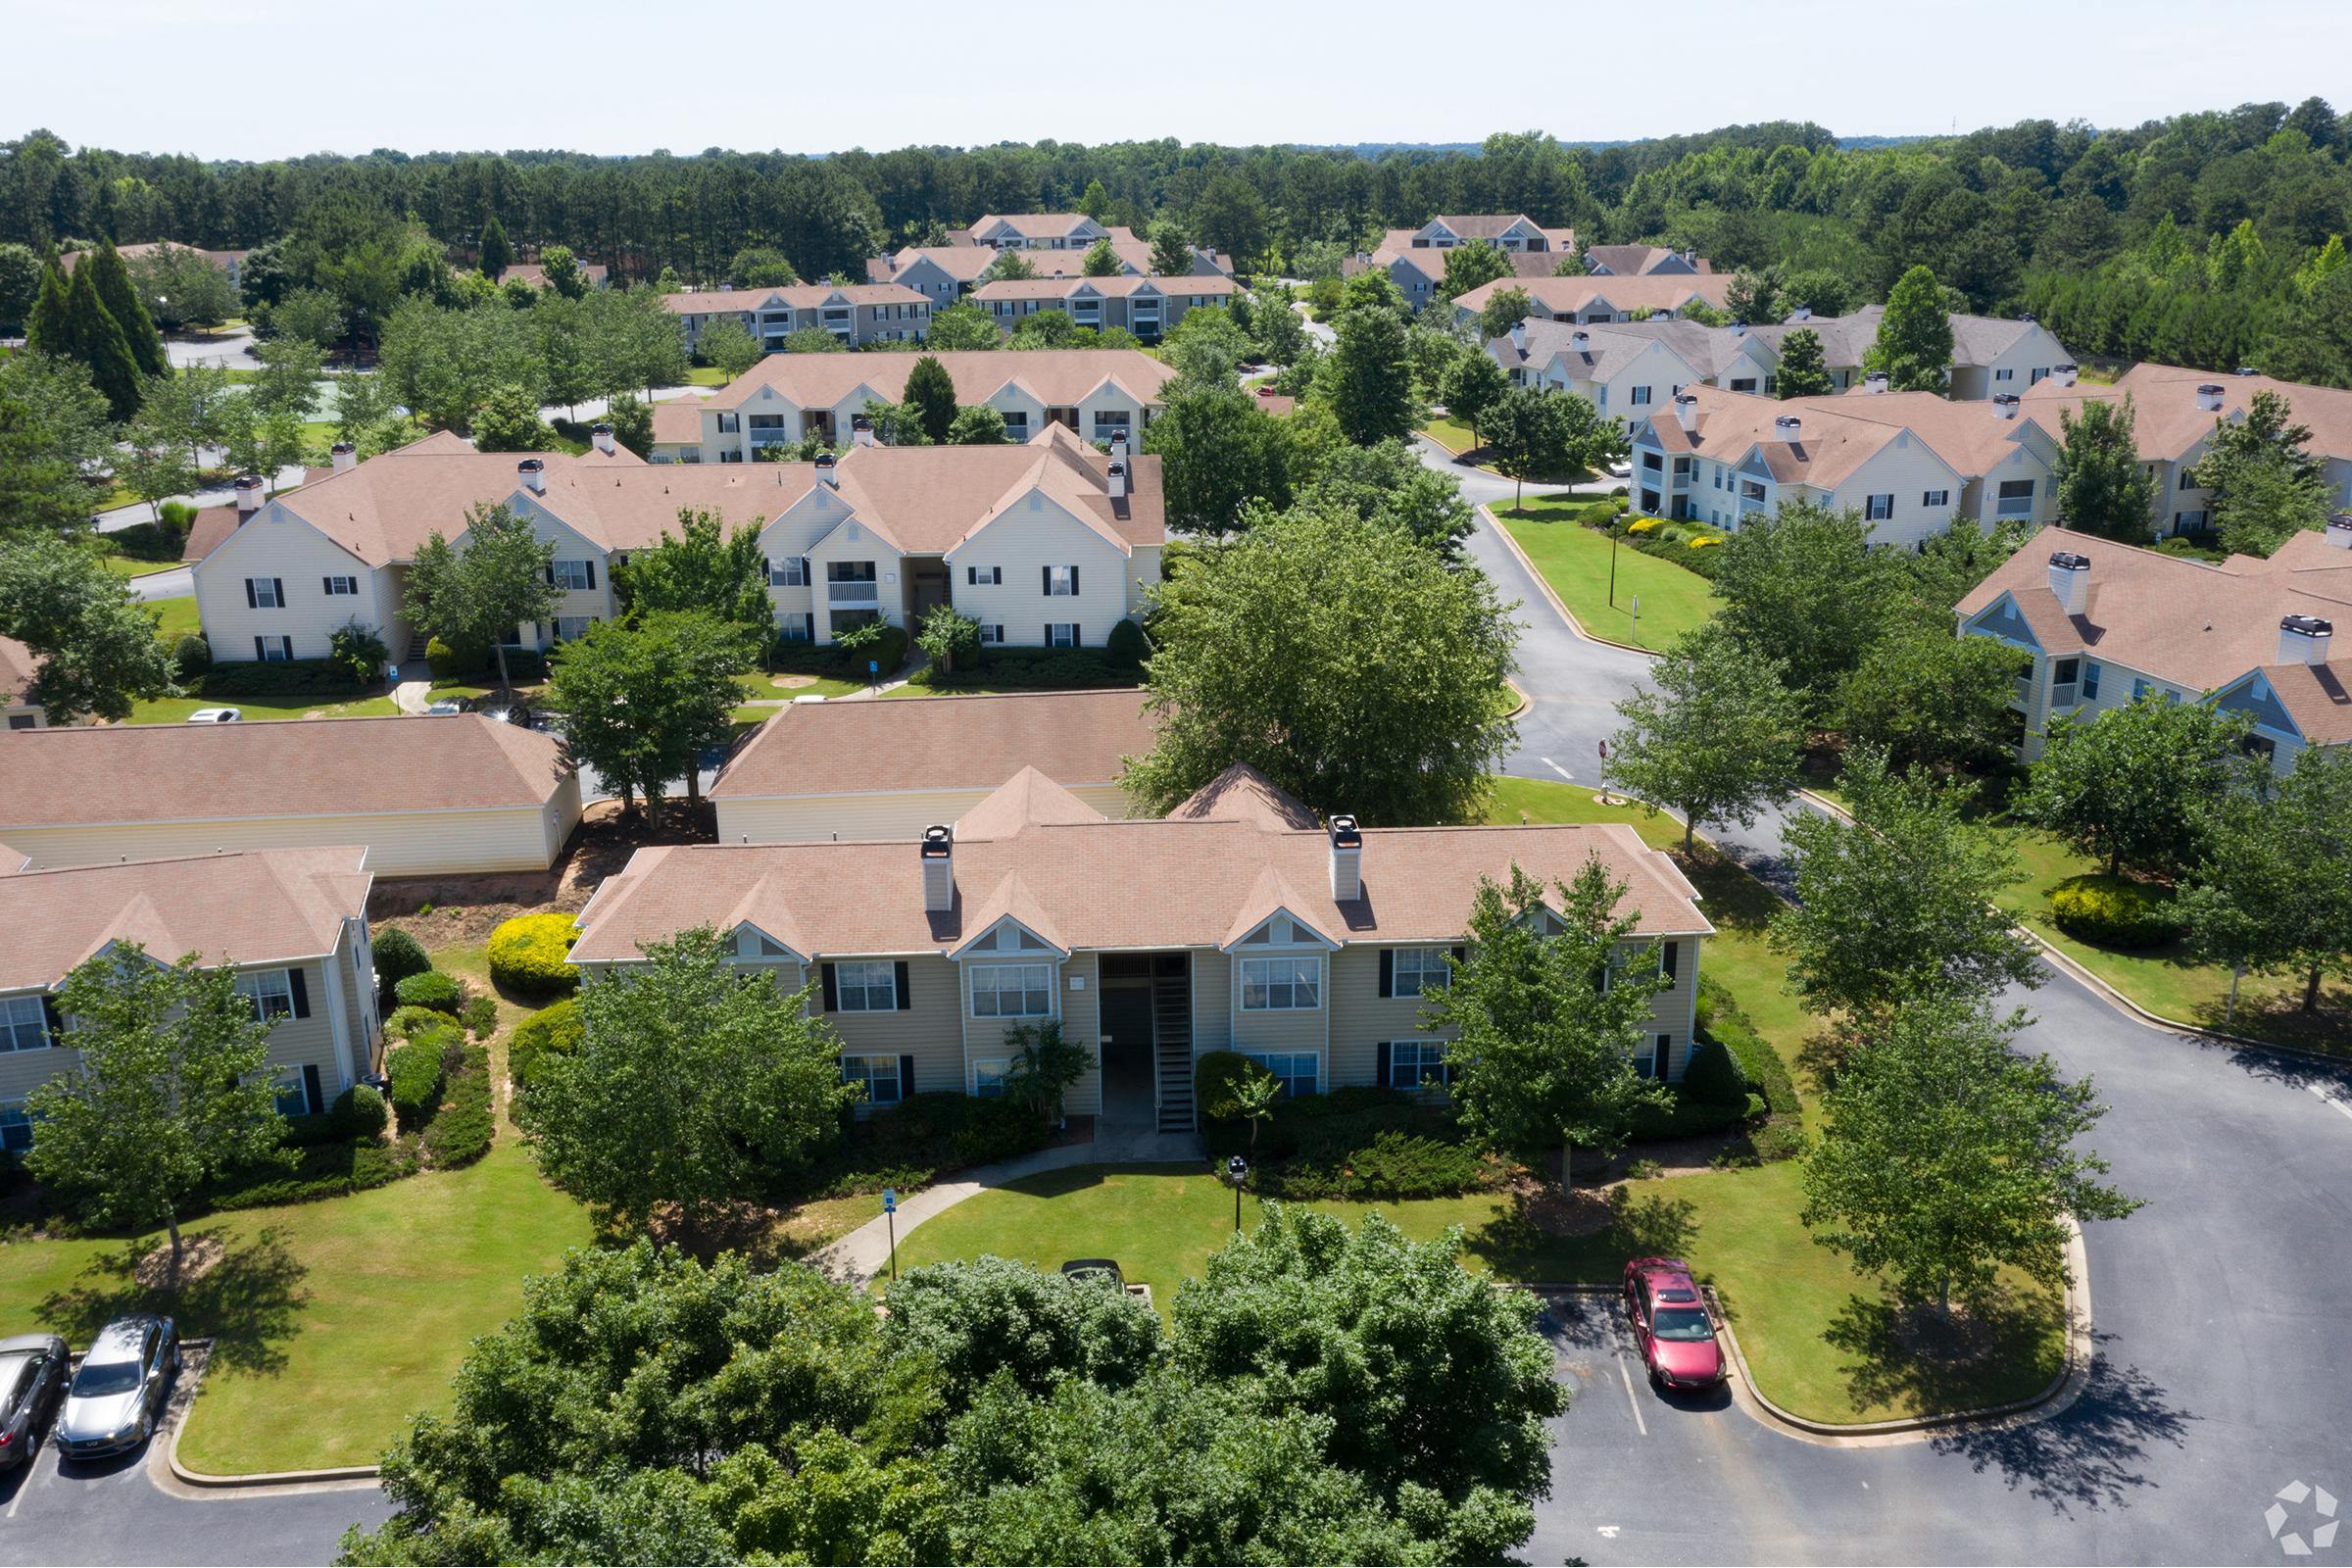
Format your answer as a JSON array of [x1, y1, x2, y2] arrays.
[[553, 616, 593, 642], [970, 962, 1053, 1018], [1865, 494, 1895, 520], [2052, 657, 2081, 685], [966, 565, 1003, 586], [322, 575, 359, 596], [1047, 623, 1080, 648], [0, 1102, 28, 1154], [834, 960, 897, 1012], [1922, 488, 1950, 508], [1641, 451, 1663, 471], [1241, 1051, 1318, 1099], [1045, 565, 1078, 597], [274, 1071, 313, 1118], [6, 714, 31, 730], [1631, 385, 1652, 406], [2081, 662, 2102, 700], [767, 557, 808, 587], [1388, 1041, 1450, 1092], [973, 1058, 1011, 1099], [828, 561, 876, 583], [2030, 367, 2050, 384], [234, 969, 294, 1024], [1729, 377, 1757, 393], [778, 612, 815, 644], [716, 413, 739, 434], [1388, 947, 1452, 998], [246, 577, 283, 610], [552, 560, 595, 591], [0, 996, 50, 1054], [1241, 956, 1320, 1010], [842, 1054, 903, 1105], [1996, 478, 2035, 517], [977, 623, 1004, 645], [1635, 1034, 1670, 1080], [254, 635, 293, 662], [1994, 368, 2015, 381]]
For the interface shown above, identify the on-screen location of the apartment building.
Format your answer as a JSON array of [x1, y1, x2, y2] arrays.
[[496, 261, 611, 291], [573, 760, 1711, 1130], [954, 214, 1124, 251], [1, 636, 46, 731], [1582, 245, 1712, 276], [663, 283, 933, 353], [867, 239, 1228, 305], [1452, 272, 1738, 327], [652, 348, 1174, 463], [967, 274, 1242, 342], [2021, 364, 2352, 537], [0, 846, 382, 1152], [64, 240, 250, 290], [1345, 216, 1581, 309], [1957, 520, 2351, 769], [1628, 385, 2063, 547]]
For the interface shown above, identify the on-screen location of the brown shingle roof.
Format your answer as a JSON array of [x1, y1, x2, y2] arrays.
[[0, 847, 370, 992], [710, 348, 1172, 415], [1648, 386, 2043, 490], [180, 466, 336, 562], [712, 689, 1152, 802], [571, 810, 1712, 963], [662, 283, 928, 316], [0, 634, 38, 702], [649, 395, 710, 446], [968, 275, 1241, 303], [1168, 762, 1319, 830], [2020, 364, 2352, 464], [1453, 273, 1736, 318], [0, 714, 571, 831]]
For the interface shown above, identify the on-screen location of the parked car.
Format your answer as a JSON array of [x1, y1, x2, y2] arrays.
[[1605, 459, 1633, 480], [423, 699, 466, 716], [0, 1334, 70, 1469], [1622, 1257, 1723, 1390], [54, 1315, 177, 1460], [462, 696, 543, 730], [184, 708, 242, 723]]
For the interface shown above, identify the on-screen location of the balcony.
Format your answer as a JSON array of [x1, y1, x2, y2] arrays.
[[1996, 498, 2035, 518], [828, 581, 880, 606], [2050, 681, 2079, 710]]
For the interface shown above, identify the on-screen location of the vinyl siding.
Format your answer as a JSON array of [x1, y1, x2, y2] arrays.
[[0, 802, 573, 877], [1191, 949, 1232, 1053], [1228, 949, 1330, 1054], [805, 515, 906, 640], [1822, 441, 1974, 551], [1059, 958, 1102, 1115], [950, 500, 1140, 646], [1326, 944, 1455, 1088], [821, 954, 962, 1099], [194, 511, 390, 663], [715, 784, 1132, 846]]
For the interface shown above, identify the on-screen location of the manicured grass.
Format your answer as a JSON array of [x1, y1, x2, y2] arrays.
[[1493, 497, 1716, 652], [1420, 415, 1479, 455], [123, 694, 402, 724], [150, 596, 201, 646], [680, 367, 732, 387], [738, 670, 866, 702]]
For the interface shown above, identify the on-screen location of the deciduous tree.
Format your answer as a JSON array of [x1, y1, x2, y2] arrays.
[[1604, 621, 1803, 852], [0, 350, 113, 535], [1833, 617, 2027, 771], [1140, 380, 1293, 535], [2016, 693, 2248, 877], [401, 501, 563, 695], [546, 611, 752, 811], [0, 532, 178, 721], [1865, 264, 1954, 391], [2181, 746, 2352, 1016], [1437, 240, 1512, 304], [924, 301, 1000, 350], [1149, 221, 1195, 278], [2054, 396, 2158, 541], [1476, 284, 1534, 343], [696, 316, 763, 380], [1439, 347, 1509, 445], [945, 403, 1007, 445], [2198, 388, 2331, 557], [1080, 238, 1120, 276], [616, 508, 773, 645], [1320, 302, 1416, 444], [1711, 501, 1903, 720]]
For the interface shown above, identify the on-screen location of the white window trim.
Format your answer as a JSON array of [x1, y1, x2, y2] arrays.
[[842, 1053, 903, 1104], [1389, 1039, 1452, 1092], [1391, 947, 1451, 998], [835, 959, 897, 1013], [1239, 1050, 1319, 1098], [1240, 955, 1321, 1011], [969, 961, 1054, 1019], [234, 968, 294, 1024], [0, 995, 51, 1054]]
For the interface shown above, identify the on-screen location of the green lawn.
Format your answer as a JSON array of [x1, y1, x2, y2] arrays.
[[124, 693, 402, 724], [1494, 498, 1717, 652], [738, 669, 867, 702], [1420, 416, 1480, 455], [681, 367, 732, 387], [150, 596, 201, 646]]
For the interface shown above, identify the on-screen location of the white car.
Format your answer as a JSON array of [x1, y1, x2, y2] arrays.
[[184, 708, 242, 723], [1605, 459, 1633, 479], [424, 700, 465, 716]]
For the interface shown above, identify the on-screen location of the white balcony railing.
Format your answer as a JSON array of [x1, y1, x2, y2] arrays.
[[828, 581, 880, 606]]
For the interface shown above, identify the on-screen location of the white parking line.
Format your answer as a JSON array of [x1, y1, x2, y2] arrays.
[[1542, 756, 1574, 782], [1617, 1359, 1649, 1437], [2306, 1084, 2352, 1122]]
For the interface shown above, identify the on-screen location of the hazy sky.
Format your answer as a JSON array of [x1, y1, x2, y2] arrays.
[[15, 0, 2350, 162]]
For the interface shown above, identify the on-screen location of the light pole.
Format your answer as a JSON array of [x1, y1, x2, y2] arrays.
[[1608, 514, 1621, 608], [1224, 1154, 1249, 1233]]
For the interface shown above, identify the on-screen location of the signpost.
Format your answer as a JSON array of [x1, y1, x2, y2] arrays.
[[882, 1187, 898, 1281]]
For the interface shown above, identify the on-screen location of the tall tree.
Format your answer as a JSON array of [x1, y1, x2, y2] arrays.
[[1320, 302, 1416, 445], [900, 354, 958, 445], [1080, 237, 1120, 277], [2197, 388, 2331, 557], [22, 263, 69, 354], [1476, 285, 1534, 343], [1483, 383, 1607, 513], [1436, 241, 1512, 304], [1439, 348, 1509, 446], [1139, 380, 1293, 536], [1865, 264, 1954, 392], [1801, 995, 2138, 1320], [117, 378, 202, 520], [24, 945, 288, 1289], [1710, 501, 1902, 720], [945, 404, 1007, 445], [84, 243, 167, 376], [537, 245, 587, 301], [1424, 858, 1672, 1183], [981, 249, 1037, 283], [0, 242, 40, 332], [126, 242, 239, 331], [1833, 616, 2028, 771], [0, 532, 178, 721], [1774, 326, 1834, 398], [1772, 746, 2041, 1025], [1296, 438, 1475, 559], [2181, 747, 2352, 1017], [616, 508, 773, 647], [1604, 621, 1804, 853], [0, 350, 113, 535], [1124, 507, 1517, 824], [476, 214, 513, 278], [1191, 174, 1270, 266], [695, 315, 763, 380], [401, 501, 564, 695], [546, 611, 752, 811], [58, 262, 144, 419], [1149, 221, 1195, 277], [2053, 396, 2158, 541], [2017, 693, 2248, 877], [925, 301, 1000, 351], [517, 927, 858, 1241], [727, 246, 800, 288]]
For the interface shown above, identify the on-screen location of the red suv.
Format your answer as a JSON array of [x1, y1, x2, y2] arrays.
[[1622, 1257, 1724, 1390]]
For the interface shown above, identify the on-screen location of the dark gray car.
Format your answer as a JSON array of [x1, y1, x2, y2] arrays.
[[0, 1333, 69, 1469], [55, 1315, 176, 1460]]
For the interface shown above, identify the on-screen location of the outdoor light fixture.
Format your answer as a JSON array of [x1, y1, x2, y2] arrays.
[[1225, 1154, 1249, 1232]]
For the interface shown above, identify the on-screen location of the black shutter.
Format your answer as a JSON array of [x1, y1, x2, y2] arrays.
[[41, 997, 63, 1041], [253, 637, 268, 662], [899, 1054, 916, 1098], [761, 557, 772, 582], [1375, 1042, 1392, 1088], [301, 1064, 323, 1116], [287, 967, 311, 1019], [584, 560, 596, 589], [966, 566, 976, 585], [322, 576, 334, 595], [1042, 565, 1052, 596], [1378, 950, 1394, 999], [1657, 1034, 1673, 1079], [801, 558, 811, 585], [545, 564, 556, 585], [271, 578, 283, 607], [1069, 566, 1079, 596], [1451, 945, 1467, 983], [894, 960, 911, 1010], [1661, 941, 1680, 981], [819, 962, 838, 1011], [244, 578, 257, 609]]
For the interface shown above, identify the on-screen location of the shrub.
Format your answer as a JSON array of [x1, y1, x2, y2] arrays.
[[2050, 873, 2181, 950], [372, 928, 432, 999], [1629, 1087, 1754, 1140], [803, 1092, 1049, 1200], [384, 1004, 452, 1043], [1194, 1052, 1258, 1122], [1275, 1129, 1488, 1200], [912, 646, 1138, 692], [420, 1042, 494, 1168], [200, 659, 368, 698], [172, 634, 211, 677], [949, 1096, 1053, 1168], [487, 912, 580, 998], [509, 999, 582, 1087], [329, 1083, 389, 1139], [328, 621, 390, 685], [462, 996, 499, 1039], [424, 636, 477, 682], [108, 520, 186, 561], [205, 1137, 416, 1211], [386, 1031, 452, 1130], [394, 971, 465, 1015], [1105, 617, 1151, 668], [1678, 1037, 1751, 1108], [1694, 976, 1798, 1118]]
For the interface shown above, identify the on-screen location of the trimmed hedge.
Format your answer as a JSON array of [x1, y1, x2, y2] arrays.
[[424, 636, 547, 684], [805, 1092, 1050, 1200], [774, 625, 909, 681], [1629, 1087, 1761, 1141], [1105, 617, 1150, 668], [1194, 1051, 1259, 1123], [510, 999, 583, 1088], [199, 659, 369, 698], [912, 646, 1138, 692], [205, 1137, 417, 1212], [487, 912, 580, 998], [1582, 513, 1727, 581], [394, 971, 466, 1015], [1259, 1129, 1489, 1200], [419, 1042, 494, 1168], [2050, 874, 2181, 950], [386, 1029, 453, 1130], [329, 1083, 388, 1139], [172, 635, 212, 677], [1694, 976, 1798, 1118], [1678, 1037, 1750, 1108], [372, 928, 432, 999], [384, 1004, 452, 1043]]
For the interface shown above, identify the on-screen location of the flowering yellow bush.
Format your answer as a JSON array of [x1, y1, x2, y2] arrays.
[[1627, 517, 1661, 533], [1688, 536, 1722, 549]]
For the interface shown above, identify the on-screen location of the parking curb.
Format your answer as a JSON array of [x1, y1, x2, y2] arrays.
[[1500, 676, 1532, 721], [1479, 503, 1664, 660], [162, 1342, 382, 1492]]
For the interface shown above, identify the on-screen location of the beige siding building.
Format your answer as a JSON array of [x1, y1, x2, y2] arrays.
[[662, 283, 932, 353], [0, 715, 581, 877], [576, 763, 1712, 1133], [1452, 272, 1738, 328], [1344, 216, 1583, 311], [0, 846, 380, 1155], [968, 274, 1242, 343]]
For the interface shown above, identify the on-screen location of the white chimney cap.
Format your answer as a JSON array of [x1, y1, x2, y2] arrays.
[[2049, 550, 2090, 571], [329, 441, 355, 456]]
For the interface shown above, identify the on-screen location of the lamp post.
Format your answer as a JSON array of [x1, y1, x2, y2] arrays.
[[1608, 514, 1621, 607], [1224, 1154, 1249, 1233]]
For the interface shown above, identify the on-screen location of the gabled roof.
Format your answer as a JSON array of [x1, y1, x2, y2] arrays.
[[1489, 318, 1706, 385], [570, 815, 1714, 964], [1452, 273, 1737, 319], [1641, 385, 2042, 490], [869, 241, 1166, 282], [953, 871, 1068, 957], [662, 282, 926, 316], [712, 689, 1153, 802], [1584, 244, 1710, 275], [180, 466, 336, 562], [649, 394, 711, 446], [0, 847, 370, 993], [0, 634, 40, 705], [955, 767, 1107, 842], [1167, 763, 1319, 831], [0, 715, 571, 832], [2020, 363, 2352, 465], [830, 437, 1161, 557], [709, 348, 1173, 414], [969, 274, 1241, 303]]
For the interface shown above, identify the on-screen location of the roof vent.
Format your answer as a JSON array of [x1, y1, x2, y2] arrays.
[[2047, 550, 2091, 614], [1774, 415, 1802, 446], [2195, 383, 2227, 412], [920, 824, 954, 912], [1329, 814, 1363, 902], [517, 457, 546, 495], [2278, 614, 2333, 666]]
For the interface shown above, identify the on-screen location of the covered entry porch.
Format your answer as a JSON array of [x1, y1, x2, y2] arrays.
[[1095, 953, 1197, 1136]]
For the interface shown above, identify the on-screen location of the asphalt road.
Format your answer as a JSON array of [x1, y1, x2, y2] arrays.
[[1455, 445, 2352, 1564]]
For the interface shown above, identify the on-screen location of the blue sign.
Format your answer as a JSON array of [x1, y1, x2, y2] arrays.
[[869, 661, 880, 675], [882, 1188, 897, 1214]]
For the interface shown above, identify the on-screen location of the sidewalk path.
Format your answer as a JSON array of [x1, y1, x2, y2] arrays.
[[808, 1142, 1104, 1284]]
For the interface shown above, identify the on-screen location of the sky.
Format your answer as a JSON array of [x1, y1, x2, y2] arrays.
[[12, 0, 2352, 162]]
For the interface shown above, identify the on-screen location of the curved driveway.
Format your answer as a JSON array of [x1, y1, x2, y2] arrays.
[[1448, 439, 2352, 1564]]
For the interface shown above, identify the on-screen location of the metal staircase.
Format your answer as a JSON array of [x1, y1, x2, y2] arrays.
[[1152, 957, 1194, 1133]]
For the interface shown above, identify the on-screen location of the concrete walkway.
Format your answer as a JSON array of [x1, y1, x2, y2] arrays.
[[390, 680, 432, 715]]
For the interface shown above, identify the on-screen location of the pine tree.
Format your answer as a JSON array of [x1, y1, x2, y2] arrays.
[[24, 264, 69, 355], [85, 242, 167, 377], [478, 215, 513, 279], [901, 354, 958, 444], [61, 264, 144, 420], [1150, 222, 1195, 277], [1774, 327, 1834, 398]]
